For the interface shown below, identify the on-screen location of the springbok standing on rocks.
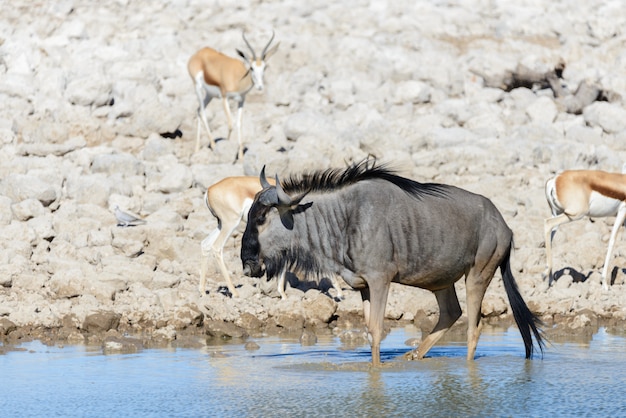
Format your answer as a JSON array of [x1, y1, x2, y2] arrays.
[[199, 175, 344, 299], [187, 31, 279, 160], [544, 166, 626, 290]]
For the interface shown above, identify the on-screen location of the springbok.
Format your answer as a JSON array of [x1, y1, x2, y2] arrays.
[[544, 167, 626, 290], [187, 31, 279, 160], [199, 176, 344, 299]]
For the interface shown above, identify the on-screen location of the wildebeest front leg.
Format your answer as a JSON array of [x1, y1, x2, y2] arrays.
[[359, 279, 390, 366], [406, 286, 461, 360]]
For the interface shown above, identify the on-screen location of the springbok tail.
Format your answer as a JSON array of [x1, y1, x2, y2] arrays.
[[204, 189, 210, 209], [501, 249, 545, 359], [544, 177, 561, 217]]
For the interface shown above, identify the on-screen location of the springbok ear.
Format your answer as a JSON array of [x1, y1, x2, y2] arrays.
[[236, 49, 250, 63], [263, 42, 280, 60]]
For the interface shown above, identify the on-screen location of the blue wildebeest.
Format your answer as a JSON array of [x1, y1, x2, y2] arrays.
[[241, 161, 544, 365]]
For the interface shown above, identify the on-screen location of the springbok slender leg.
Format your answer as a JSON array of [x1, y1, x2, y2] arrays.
[[235, 99, 245, 160], [194, 77, 216, 152], [331, 277, 344, 299], [199, 220, 243, 298], [221, 96, 234, 140], [360, 287, 371, 326], [407, 286, 462, 360], [544, 213, 579, 285], [601, 202, 626, 290], [277, 268, 288, 299], [199, 228, 220, 294]]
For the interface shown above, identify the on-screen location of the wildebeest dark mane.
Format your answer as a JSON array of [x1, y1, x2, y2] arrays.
[[280, 160, 448, 199]]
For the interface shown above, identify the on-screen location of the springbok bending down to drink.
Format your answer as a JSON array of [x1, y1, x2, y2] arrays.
[[544, 167, 626, 290], [187, 31, 279, 160], [199, 176, 344, 299]]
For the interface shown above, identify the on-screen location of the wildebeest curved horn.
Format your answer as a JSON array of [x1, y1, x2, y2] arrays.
[[275, 175, 309, 208], [260, 165, 271, 189], [275, 175, 292, 205], [242, 30, 256, 61]]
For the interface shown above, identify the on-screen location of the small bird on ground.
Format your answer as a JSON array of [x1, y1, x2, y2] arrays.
[[114, 205, 147, 227]]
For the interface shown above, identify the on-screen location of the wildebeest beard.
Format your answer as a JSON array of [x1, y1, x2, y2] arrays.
[[263, 247, 321, 280]]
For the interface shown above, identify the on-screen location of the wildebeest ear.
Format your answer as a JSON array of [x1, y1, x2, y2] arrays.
[[276, 190, 309, 229], [276, 178, 309, 207], [278, 207, 294, 230], [288, 190, 308, 206]]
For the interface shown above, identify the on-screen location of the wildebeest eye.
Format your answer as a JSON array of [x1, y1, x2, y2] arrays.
[[256, 215, 266, 225]]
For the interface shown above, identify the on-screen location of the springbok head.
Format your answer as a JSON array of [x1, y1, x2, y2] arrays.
[[237, 31, 280, 91]]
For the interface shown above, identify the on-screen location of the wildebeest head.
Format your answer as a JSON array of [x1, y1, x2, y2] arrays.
[[241, 166, 309, 278]]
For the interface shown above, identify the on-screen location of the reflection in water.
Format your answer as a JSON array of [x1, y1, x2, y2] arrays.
[[1, 326, 626, 417]]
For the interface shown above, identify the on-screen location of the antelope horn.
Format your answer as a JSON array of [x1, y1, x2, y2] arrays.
[[261, 30, 276, 59], [242, 30, 256, 61]]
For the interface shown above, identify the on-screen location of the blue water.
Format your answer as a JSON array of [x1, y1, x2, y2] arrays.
[[2, 326, 625, 417]]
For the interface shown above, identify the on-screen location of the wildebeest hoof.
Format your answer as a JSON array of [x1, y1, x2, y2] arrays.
[[404, 349, 422, 361]]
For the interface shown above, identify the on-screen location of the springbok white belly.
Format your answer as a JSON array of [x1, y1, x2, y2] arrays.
[[201, 83, 223, 99], [588, 191, 622, 218]]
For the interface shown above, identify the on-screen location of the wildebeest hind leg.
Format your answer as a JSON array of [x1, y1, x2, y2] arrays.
[[465, 267, 496, 360], [406, 286, 461, 360]]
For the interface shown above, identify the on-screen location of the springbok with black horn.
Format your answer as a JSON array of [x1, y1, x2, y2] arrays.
[[241, 161, 544, 365], [544, 166, 626, 290], [200, 175, 344, 299], [187, 31, 279, 160]]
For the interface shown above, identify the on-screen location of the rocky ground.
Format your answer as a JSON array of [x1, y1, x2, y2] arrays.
[[2, 0, 626, 353]]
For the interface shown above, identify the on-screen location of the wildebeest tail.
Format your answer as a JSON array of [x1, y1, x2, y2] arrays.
[[500, 248, 545, 359]]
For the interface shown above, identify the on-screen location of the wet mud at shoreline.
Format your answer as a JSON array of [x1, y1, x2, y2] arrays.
[[3, 308, 626, 358]]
